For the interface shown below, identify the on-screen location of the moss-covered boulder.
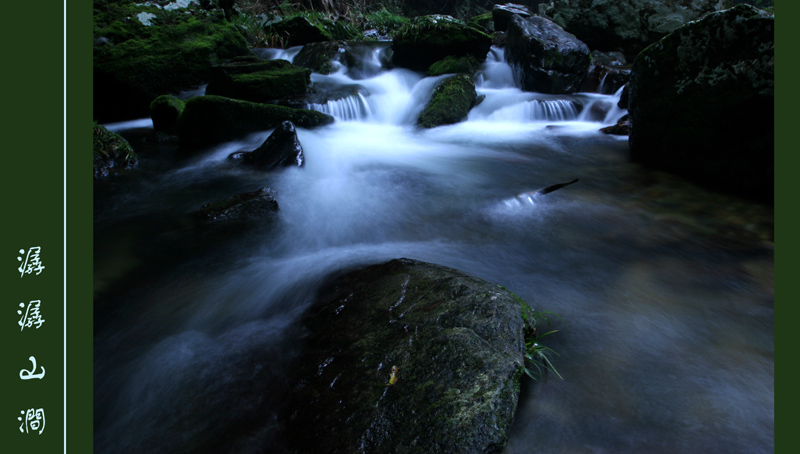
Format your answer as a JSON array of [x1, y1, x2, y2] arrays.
[[199, 187, 279, 223], [392, 15, 492, 72], [205, 59, 312, 103], [271, 15, 357, 47], [93, 123, 138, 179], [418, 74, 478, 128], [505, 14, 591, 94], [293, 41, 347, 75], [467, 12, 494, 34], [93, 1, 251, 122], [279, 258, 527, 453], [492, 3, 534, 31], [232, 121, 305, 169], [545, 0, 718, 59], [178, 95, 333, 150], [628, 4, 774, 203], [428, 55, 477, 76], [149, 95, 185, 132]]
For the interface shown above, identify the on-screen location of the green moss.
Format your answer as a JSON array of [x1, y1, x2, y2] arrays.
[[150, 95, 185, 132], [417, 74, 477, 128], [428, 55, 477, 76]]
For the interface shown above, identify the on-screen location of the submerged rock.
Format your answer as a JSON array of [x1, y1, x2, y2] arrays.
[[505, 15, 591, 94], [418, 74, 478, 128], [392, 15, 492, 72], [93, 123, 138, 179], [280, 258, 527, 454], [545, 0, 719, 59], [233, 121, 305, 169], [205, 59, 311, 104], [628, 4, 774, 203], [178, 95, 333, 150], [199, 187, 279, 223], [600, 114, 630, 136]]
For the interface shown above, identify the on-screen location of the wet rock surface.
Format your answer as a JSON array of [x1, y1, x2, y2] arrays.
[[233, 121, 305, 170], [278, 258, 527, 454], [628, 4, 774, 203], [199, 187, 279, 223], [505, 14, 591, 94], [205, 59, 312, 104]]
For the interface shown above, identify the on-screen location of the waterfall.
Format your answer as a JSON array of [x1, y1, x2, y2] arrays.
[[307, 92, 377, 122]]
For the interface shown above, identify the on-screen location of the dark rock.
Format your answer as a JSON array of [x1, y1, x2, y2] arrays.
[[178, 95, 333, 150], [205, 59, 312, 104], [628, 4, 774, 203], [93, 123, 138, 179], [279, 258, 526, 454], [545, 0, 719, 60], [505, 15, 591, 94], [590, 50, 627, 67], [582, 63, 631, 94], [236, 121, 305, 169], [293, 41, 347, 75], [92, 3, 251, 122], [392, 15, 492, 72], [149, 95, 185, 133], [418, 74, 478, 128], [492, 3, 534, 31], [199, 187, 279, 223], [600, 114, 630, 135], [617, 84, 629, 109]]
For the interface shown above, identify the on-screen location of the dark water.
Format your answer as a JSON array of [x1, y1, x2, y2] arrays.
[[94, 45, 773, 453]]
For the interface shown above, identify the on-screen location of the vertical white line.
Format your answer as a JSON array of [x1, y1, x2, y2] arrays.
[[63, 0, 67, 452]]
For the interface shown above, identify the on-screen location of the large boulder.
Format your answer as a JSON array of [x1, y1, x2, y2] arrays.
[[392, 15, 493, 72], [628, 4, 774, 203], [545, 0, 719, 59], [149, 95, 185, 133], [205, 58, 312, 103], [293, 41, 348, 75], [492, 3, 534, 31], [178, 95, 333, 150], [279, 258, 527, 453], [232, 121, 305, 169], [270, 15, 357, 47], [418, 74, 479, 128], [93, 2, 251, 122], [505, 15, 591, 94]]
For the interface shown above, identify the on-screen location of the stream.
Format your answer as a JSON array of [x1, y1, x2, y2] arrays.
[[94, 44, 773, 453]]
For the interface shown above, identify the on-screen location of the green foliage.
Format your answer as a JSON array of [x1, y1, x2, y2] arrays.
[[500, 285, 564, 382]]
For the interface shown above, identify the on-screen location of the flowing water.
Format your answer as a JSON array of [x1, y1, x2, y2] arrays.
[[94, 44, 774, 453]]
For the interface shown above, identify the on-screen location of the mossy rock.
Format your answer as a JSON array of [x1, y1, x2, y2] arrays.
[[428, 55, 477, 77], [418, 74, 478, 128], [93, 122, 138, 179], [293, 41, 347, 75], [628, 4, 774, 203], [178, 95, 333, 150], [93, 2, 251, 121], [467, 12, 495, 34], [392, 15, 492, 72], [271, 15, 357, 47], [205, 59, 312, 103], [149, 95, 185, 132], [279, 258, 526, 453]]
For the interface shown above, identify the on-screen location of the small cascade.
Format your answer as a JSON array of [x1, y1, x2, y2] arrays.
[[307, 92, 377, 122], [345, 42, 392, 80], [475, 47, 516, 89], [253, 45, 303, 62], [472, 97, 580, 122]]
